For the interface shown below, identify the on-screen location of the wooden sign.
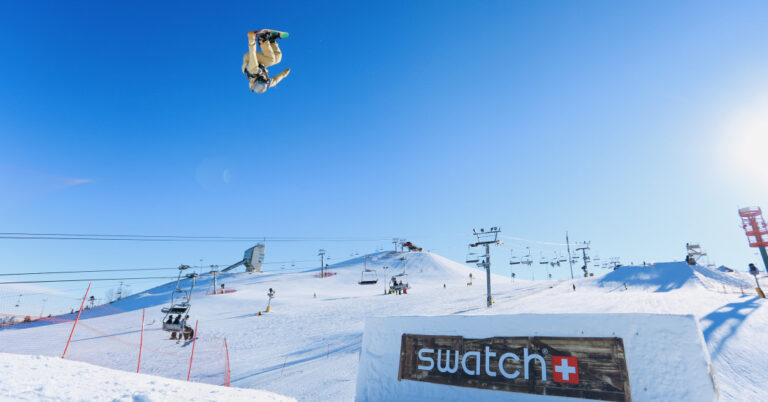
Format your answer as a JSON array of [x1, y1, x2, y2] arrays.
[[398, 334, 630, 402]]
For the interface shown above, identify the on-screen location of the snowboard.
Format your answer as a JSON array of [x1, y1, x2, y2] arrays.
[[254, 29, 289, 41]]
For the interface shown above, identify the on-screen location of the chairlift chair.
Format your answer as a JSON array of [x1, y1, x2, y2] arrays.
[[161, 303, 191, 332], [466, 252, 481, 264], [160, 265, 197, 338], [389, 273, 410, 292], [359, 268, 379, 285]]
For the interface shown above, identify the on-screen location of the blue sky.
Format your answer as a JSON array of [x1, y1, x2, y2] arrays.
[[2, 1, 768, 313]]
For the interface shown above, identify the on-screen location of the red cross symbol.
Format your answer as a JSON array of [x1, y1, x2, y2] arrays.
[[552, 356, 579, 384]]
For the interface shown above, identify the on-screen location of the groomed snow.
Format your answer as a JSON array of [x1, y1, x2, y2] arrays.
[[0, 352, 294, 401], [0, 251, 766, 401]]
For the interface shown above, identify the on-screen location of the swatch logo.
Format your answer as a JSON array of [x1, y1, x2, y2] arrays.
[[552, 355, 579, 384], [398, 334, 630, 401]]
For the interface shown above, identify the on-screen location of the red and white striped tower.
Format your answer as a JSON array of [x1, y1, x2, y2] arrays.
[[739, 206, 768, 272]]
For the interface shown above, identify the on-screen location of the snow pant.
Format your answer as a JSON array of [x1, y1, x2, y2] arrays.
[[243, 39, 290, 88], [247, 39, 282, 70]]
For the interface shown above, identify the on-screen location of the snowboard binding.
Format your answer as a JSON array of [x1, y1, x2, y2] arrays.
[[252, 29, 289, 43]]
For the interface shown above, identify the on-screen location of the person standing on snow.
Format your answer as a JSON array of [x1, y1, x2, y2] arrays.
[[242, 30, 291, 94]]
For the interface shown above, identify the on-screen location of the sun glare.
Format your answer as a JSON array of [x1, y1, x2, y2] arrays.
[[719, 99, 768, 186]]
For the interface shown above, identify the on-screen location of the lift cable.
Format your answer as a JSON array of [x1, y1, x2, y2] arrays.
[[0, 232, 390, 242], [0, 259, 318, 277], [0, 276, 178, 285]]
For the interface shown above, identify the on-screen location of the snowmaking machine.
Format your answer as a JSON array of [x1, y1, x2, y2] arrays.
[[402, 241, 423, 252], [222, 243, 265, 273]]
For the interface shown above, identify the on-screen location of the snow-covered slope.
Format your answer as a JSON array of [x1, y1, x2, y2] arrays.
[[0, 352, 294, 401], [598, 261, 755, 292], [0, 252, 766, 401]]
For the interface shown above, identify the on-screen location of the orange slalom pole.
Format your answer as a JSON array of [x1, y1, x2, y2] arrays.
[[187, 320, 199, 381], [224, 338, 231, 387], [62, 282, 91, 359], [137, 308, 145, 373]]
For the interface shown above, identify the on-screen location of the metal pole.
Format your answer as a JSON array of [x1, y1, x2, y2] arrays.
[[213, 271, 217, 295], [759, 246, 768, 273], [187, 320, 199, 381], [62, 282, 91, 359], [485, 243, 492, 307], [224, 338, 231, 387], [566, 232, 574, 279], [137, 308, 145, 373]]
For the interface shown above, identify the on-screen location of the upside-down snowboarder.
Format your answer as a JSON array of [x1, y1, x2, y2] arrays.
[[242, 30, 291, 94]]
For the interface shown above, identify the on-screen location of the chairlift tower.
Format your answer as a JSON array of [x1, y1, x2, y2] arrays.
[[739, 207, 768, 272], [318, 249, 327, 278], [209, 265, 220, 295], [566, 232, 575, 279], [575, 242, 591, 277], [469, 227, 503, 308], [685, 243, 707, 264]]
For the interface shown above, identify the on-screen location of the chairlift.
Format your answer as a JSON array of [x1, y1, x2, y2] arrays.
[[389, 273, 410, 293], [14, 294, 21, 308], [359, 269, 378, 285], [509, 256, 521, 265], [466, 251, 481, 264], [161, 265, 198, 340], [359, 254, 379, 285]]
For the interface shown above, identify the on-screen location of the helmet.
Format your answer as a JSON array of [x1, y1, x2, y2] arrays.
[[250, 80, 269, 94]]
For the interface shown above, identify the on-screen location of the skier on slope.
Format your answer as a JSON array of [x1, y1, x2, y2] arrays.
[[242, 30, 291, 94]]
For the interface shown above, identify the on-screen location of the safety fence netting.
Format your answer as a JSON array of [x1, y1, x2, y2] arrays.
[[0, 299, 230, 387]]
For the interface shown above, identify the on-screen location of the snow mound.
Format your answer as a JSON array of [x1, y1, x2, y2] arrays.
[[598, 262, 754, 292], [0, 352, 294, 402], [716, 266, 734, 273], [324, 251, 478, 280]]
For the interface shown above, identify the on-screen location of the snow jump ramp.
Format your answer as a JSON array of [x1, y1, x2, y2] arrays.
[[356, 314, 717, 402]]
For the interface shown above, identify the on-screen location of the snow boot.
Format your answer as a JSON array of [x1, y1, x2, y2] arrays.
[[255, 29, 289, 42]]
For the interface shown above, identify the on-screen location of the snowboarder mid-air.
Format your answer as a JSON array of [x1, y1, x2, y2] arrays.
[[242, 30, 291, 94]]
